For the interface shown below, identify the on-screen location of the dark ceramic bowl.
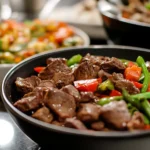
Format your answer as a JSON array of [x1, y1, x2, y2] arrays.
[[1, 45, 150, 150], [98, 0, 150, 49]]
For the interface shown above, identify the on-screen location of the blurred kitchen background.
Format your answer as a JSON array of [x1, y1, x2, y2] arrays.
[[0, 0, 107, 44]]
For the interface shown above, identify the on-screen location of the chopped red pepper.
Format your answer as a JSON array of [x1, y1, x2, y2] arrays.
[[109, 90, 122, 97], [127, 61, 136, 67], [144, 125, 150, 130], [132, 81, 143, 89], [124, 65, 142, 81], [34, 67, 45, 73], [74, 78, 102, 92]]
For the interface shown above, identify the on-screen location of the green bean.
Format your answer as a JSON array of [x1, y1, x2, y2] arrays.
[[98, 79, 114, 91], [136, 56, 150, 92], [97, 92, 150, 106], [67, 54, 82, 66], [141, 99, 150, 119]]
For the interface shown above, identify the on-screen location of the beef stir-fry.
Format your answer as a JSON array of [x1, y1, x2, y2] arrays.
[[121, 0, 150, 24], [14, 53, 150, 131]]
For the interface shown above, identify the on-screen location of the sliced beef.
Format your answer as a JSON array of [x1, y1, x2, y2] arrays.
[[65, 118, 87, 130], [14, 86, 51, 112], [98, 70, 112, 81], [37, 80, 56, 89], [46, 58, 67, 65], [111, 73, 140, 94], [77, 103, 101, 122], [127, 111, 145, 130], [15, 76, 41, 94], [81, 53, 110, 67], [46, 88, 76, 119], [61, 85, 81, 101], [51, 121, 64, 126], [91, 121, 105, 131], [73, 61, 99, 80], [32, 106, 53, 123], [101, 100, 131, 130], [38, 59, 74, 87], [14, 92, 41, 112], [79, 92, 96, 103], [100, 57, 125, 73]]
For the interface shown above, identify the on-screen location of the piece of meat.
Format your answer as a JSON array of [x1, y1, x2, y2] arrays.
[[61, 85, 81, 101], [46, 58, 67, 65], [73, 61, 99, 80], [65, 118, 87, 130], [111, 73, 140, 94], [101, 100, 131, 130], [79, 91, 97, 103], [127, 111, 145, 130], [91, 121, 105, 131], [15, 76, 41, 94], [14, 92, 41, 112], [81, 53, 110, 67], [100, 57, 125, 73], [98, 70, 112, 81], [14, 86, 51, 112], [38, 59, 74, 87], [37, 80, 56, 89], [32, 106, 53, 123], [46, 88, 76, 119], [51, 121, 64, 126], [77, 103, 101, 122]]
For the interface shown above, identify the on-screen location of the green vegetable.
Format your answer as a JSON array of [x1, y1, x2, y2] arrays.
[[136, 56, 150, 93], [0, 39, 2, 49], [139, 72, 150, 82], [143, 114, 150, 125], [97, 92, 150, 106], [98, 79, 114, 91], [67, 54, 82, 66], [145, 3, 150, 10], [127, 103, 138, 115], [141, 99, 150, 119]]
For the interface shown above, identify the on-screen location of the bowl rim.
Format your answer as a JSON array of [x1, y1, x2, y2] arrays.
[[98, 0, 150, 28], [0, 25, 90, 67], [2, 45, 150, 138]]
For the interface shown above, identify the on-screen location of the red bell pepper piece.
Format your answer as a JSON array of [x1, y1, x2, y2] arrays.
[[132, 81, 143, 89], [74, 78, 102, 92], [124, 65, 142, 81], [144, 125, 150, 130], [127, 61, 136, 67], [34, 67, 45, 73], [109, 90, 122, 97]]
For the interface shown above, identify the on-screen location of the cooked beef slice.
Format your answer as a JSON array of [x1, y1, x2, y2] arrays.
[[14, 92, 41, 112], [37, 80, 56, 89], [127, 111, 145, 130], [77, 103, 101, 122], [46, 58, 67, 65], [65, 118, 87, 130], [100, 57, 125, 73], [91, 121, 105, 131], [14, 86, 51, 112], [51, 121, 64, 126], [101, 100, 131, 130], [32, 106, 53, 123], [98, 70, 112, 81], [79, 92, 96, 103], [46, 88, 76, 119], [15, 76, 41, 94], [111, 73, 140, 94], [81, 53, 110, 67], [73, 61, 100, 80], [61, 85, 81, 101], [38, 59, 74, 87]]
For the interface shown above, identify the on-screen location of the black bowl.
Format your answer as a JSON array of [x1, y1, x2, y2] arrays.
[[98, 0, 150, 49], [1, 46, 150, 150]]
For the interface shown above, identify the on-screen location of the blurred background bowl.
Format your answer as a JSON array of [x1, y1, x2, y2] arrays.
[[98, 0, 150, 49]]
